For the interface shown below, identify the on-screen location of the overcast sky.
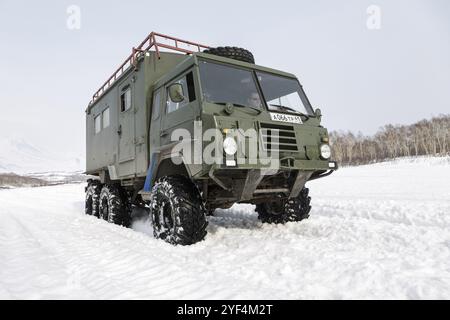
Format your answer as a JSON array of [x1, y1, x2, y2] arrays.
[[1, 0, 449, 158]]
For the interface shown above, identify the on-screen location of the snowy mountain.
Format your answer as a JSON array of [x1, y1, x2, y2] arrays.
[[0, 173, 47, 189], [0, 137, 83, 174]]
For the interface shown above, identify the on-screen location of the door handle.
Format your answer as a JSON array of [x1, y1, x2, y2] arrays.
[[160, 130, 168, 137], [117, 125, 122, 136]]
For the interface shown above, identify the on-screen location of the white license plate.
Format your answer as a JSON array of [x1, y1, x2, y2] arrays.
[[270, 112, 303, 124]]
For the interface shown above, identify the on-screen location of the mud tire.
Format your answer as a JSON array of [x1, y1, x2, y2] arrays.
[[150, 175, 208, 246], [85, 180, 102, 217], [256, 188, 312, 224], [203, 47, 255, 64], [98, 184, 131, 227]]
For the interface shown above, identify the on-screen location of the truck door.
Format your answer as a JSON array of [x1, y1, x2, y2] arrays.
[[118, 81, 136, 176], [160, 71, 198, 146]]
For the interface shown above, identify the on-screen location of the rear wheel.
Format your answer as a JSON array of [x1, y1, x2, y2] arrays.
[[150, 175, 208, 246], [98, 184, 131, 227], [256, 188, 312, 224], [85, 180, 102, 217]]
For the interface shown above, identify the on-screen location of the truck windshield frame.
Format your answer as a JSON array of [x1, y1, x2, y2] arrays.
[[256, 71, 315, 116], [198, 60, 264, 110], [198, 59, 314, 116]]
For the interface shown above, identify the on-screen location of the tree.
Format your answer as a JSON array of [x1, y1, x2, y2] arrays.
[[329, 114, 450, 166]]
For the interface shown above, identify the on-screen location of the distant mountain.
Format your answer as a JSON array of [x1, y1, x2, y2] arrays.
[[0, 137, 84, 174], [0, 173, 47, 189]]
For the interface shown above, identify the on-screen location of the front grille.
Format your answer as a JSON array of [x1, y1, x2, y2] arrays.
[[260, 123, 298, 152]]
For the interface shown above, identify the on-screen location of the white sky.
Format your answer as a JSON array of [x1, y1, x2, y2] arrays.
[[1, 0, 449, 158]]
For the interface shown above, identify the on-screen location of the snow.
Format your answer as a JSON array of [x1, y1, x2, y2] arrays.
[[0, 157, 449, 299]]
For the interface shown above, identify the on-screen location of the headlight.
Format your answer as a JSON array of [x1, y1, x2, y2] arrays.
[[320, 144, 331, 159], [223, 137, 237, 155]]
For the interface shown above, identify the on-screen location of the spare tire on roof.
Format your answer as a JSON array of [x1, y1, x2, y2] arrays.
[[203, 46, 255, 64]]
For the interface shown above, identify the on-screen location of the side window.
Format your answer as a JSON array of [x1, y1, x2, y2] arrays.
[[94, 114, 101, 134], [166, 72, 196, 114], [152, 90, 161, 120], [120, 86, 132, 112], [102, 107, 110, 129]]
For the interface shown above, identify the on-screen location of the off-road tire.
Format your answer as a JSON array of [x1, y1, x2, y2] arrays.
[[256, 188, 312, 224], [203, 47, 255, 64], [150, 175, 208, 246], [85, 180, 102, 217], [98, 184, 131, 227]]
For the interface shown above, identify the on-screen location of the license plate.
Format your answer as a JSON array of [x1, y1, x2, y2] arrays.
[[270, 112, 303, 124]]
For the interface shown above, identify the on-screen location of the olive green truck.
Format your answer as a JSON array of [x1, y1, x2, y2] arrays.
[[85, 32, 337, 245]]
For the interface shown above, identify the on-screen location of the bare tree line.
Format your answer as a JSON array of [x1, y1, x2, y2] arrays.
[[330, 114, 450, 166]]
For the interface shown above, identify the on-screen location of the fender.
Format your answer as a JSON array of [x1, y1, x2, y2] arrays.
[[143, 153, 160, 192], [143, 153, 192, 192]]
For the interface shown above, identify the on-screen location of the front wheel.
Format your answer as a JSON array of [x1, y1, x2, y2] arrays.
[[256, 188, 312, 224], [150, 175, 208, 246]]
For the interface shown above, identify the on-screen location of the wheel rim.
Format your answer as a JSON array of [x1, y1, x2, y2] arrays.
[[101, 198, 109, 220], [86, 195, 93, 215], [158, 199, 174, 232], [264, 198, 286, 216]]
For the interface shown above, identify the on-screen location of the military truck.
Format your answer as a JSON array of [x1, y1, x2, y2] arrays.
[[85, 32, 337, 245]]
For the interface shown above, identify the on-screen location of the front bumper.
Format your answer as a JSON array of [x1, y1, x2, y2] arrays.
[[215, 159, 338, 172], [205, 159, 338, 202]]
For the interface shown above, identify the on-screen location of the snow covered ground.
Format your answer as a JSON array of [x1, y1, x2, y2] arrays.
[[0, 157, 449, 299]]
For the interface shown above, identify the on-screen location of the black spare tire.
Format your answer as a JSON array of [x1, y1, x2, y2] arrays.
[[203, 47, 255, 64]]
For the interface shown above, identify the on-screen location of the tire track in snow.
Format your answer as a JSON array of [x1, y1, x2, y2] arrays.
[[1, 186, 274, 299]]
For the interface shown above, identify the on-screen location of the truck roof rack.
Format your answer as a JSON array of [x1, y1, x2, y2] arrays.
[[89, 32, 210, 106]]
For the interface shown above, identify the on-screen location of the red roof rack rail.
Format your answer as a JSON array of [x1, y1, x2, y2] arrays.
[[89, 32, 210, 106]]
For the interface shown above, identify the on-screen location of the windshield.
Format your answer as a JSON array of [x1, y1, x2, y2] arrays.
[[199, 61, 263, 109], [256, 72, 314, 115]]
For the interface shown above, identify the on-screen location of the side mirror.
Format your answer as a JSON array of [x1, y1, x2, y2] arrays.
[[314, 108, 322, 119], [168, 83, 185, 103]]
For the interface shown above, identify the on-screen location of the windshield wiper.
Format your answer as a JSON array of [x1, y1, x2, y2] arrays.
[[214, 102, 262, 114], [269, 104, 310, 120]]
